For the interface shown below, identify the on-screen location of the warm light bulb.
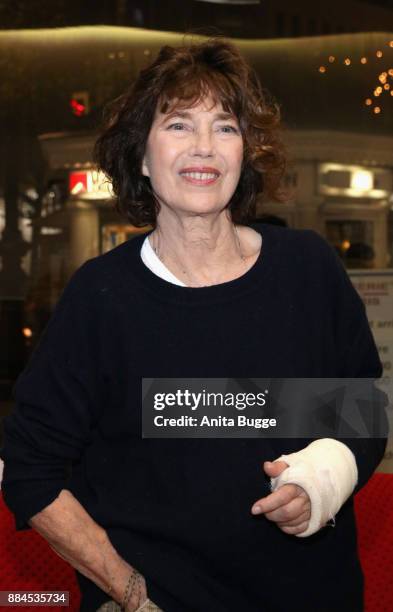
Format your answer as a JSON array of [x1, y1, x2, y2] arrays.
[[376, 50, 383, 58], [328, 55, 335, 63], [374, 106, 381, 114], [384, 83, 390, 90], [344, 58, 351, 66], [350, 170, 373, 191], [22, 327, 33, 338], [342, 240, 351, 251], [360, 57, 367, 64], [365, 98, 373, 106], [389, 69, 393, 76], [319, 66, 326, 73]]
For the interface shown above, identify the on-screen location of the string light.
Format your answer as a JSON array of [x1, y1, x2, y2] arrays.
[[318, 39, 393, 115]]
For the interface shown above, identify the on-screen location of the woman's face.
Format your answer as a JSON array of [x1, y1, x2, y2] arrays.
[[142, 96, 244, 219]]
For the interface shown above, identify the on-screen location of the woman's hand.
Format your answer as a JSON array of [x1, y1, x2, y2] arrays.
[[251, 461, 311, 535], [118, 568, 148, 612]]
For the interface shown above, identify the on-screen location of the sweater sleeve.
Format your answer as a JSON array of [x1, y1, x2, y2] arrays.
[[0, 262, 104, 530], [310, 231, 389, 495]]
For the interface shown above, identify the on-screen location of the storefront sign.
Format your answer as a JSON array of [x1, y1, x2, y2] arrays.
[[69, 170, 113, 200]]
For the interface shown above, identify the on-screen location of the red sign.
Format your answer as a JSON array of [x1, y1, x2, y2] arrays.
[[69, 172, 88, 194], [69, 170, 113, 199]]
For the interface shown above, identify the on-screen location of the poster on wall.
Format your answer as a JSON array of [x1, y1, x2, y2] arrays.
[[349, 270, 393, 472]]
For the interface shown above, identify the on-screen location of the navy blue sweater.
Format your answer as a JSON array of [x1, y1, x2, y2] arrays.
[[0, 224, 387, 612]]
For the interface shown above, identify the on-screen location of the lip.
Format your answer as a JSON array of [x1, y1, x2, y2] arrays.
[[179, 166, 221, 175], [178, 166, 221, 186]]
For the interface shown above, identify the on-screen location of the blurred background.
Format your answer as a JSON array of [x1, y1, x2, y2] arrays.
[[0, 0, 392, 467]]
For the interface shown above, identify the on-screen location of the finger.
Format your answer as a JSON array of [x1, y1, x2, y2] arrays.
[[264, 497, 311, 524], [251, 483, 300, 515], [263, 460, 289, 478], [279, 521, 310, 535], [277, 509, 312, 527]]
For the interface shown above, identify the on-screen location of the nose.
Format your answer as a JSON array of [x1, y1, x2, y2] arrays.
[[189, 129, 215, 158]]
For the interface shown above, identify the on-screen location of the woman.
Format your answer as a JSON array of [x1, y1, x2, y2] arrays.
[[0, 39, 387, 612]]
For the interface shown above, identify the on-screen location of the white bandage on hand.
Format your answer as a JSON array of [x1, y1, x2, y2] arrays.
[[270, 439, 358, 537]]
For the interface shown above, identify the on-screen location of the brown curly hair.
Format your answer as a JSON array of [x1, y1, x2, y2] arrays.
[[94, 38, 287, 227]]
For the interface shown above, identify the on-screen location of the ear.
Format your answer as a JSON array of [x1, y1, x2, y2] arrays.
[[142, 154, 150, 178]]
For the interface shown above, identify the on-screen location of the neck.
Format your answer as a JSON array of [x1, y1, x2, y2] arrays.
[[149, 212, 247, 287]]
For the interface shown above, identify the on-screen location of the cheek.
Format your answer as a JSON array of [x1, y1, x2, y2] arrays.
[[224, 137, 243, 164], [227, 145, 244, 180], [150, 142, 179, 179]]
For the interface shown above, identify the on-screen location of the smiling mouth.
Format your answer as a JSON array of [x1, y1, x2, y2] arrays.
[[179, 171, 220, 185]]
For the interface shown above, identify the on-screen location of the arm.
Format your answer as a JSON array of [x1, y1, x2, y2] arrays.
[[1, 262, 105, 530], [0, 264, 146, 608], [251, 231, 389, 536], [296, 230, 389, 491], [28, 489, 146, 611]]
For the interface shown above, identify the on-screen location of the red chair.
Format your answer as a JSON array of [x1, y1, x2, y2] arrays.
[[354, 472, 393, 612], [0, 491, 81, 611], [0, 474, 392, 612]]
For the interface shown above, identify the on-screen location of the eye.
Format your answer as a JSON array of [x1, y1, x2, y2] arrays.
[[167, 122, 188, 131], [218, 125, 239, 134]]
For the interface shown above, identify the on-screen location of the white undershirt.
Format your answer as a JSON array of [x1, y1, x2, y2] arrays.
[[139, 234, 359, 537], [141, 235, 186, 286]]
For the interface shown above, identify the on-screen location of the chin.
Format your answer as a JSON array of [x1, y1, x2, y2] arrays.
[[177, 197, 230, 216]]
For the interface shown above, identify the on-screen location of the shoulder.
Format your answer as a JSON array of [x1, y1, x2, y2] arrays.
[[61, 234, 145, 303], [31, 237, 146, 355], [251, 222, 361, 304], [250, 222, 337, 268], [250, 221, 327, 246]]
